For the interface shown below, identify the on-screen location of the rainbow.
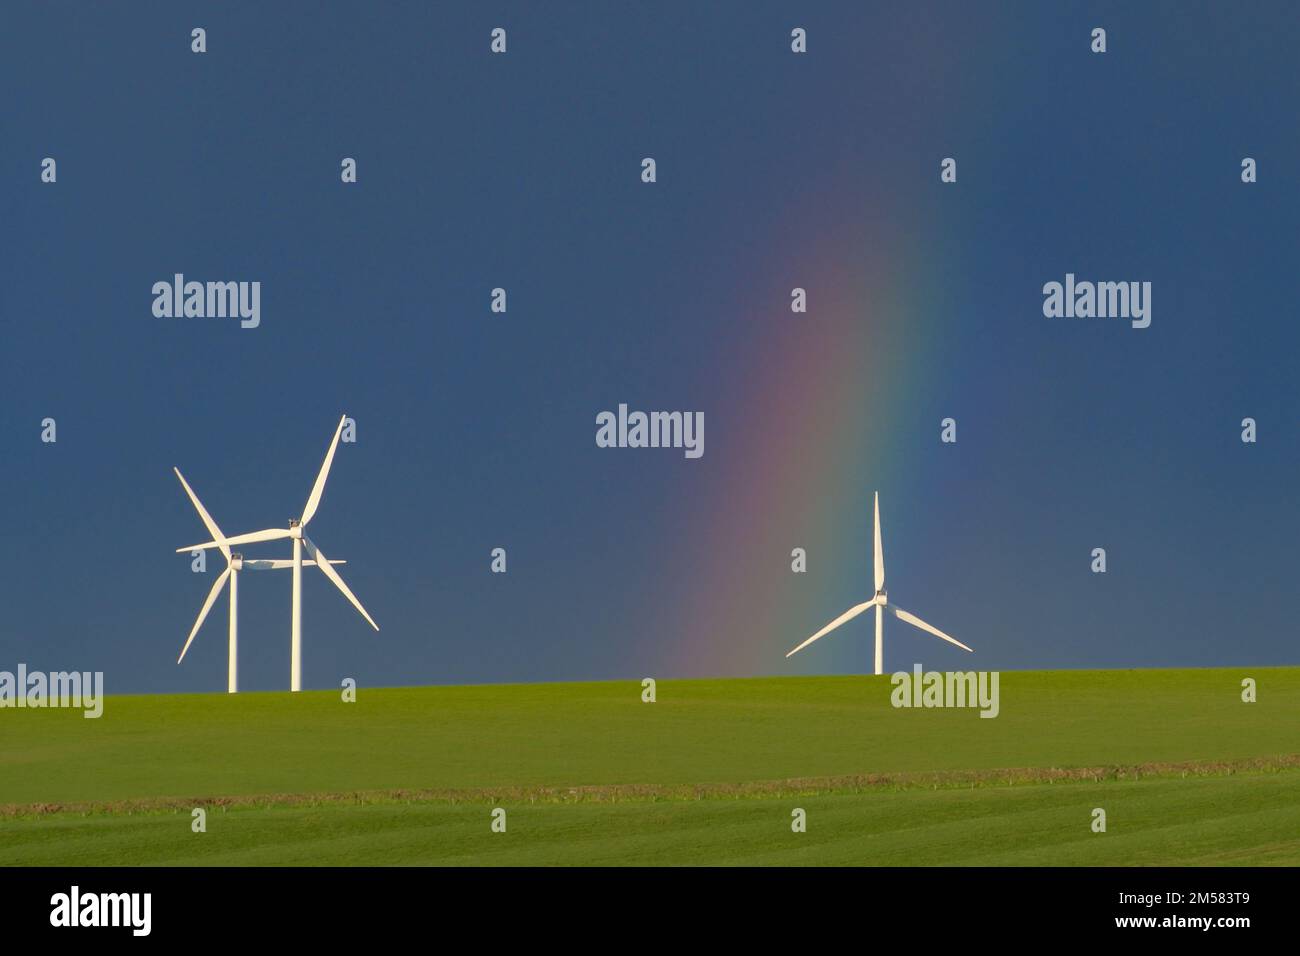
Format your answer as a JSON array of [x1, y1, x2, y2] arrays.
[[658, 179, 944, 677]]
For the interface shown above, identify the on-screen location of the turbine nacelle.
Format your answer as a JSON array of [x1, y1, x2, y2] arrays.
[[874, 589, 888, 607]]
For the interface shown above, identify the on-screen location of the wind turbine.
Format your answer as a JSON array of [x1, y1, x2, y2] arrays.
[[177, 415, 379, 692], [786, 492, 972, 675], [173, 467, 346, 693]]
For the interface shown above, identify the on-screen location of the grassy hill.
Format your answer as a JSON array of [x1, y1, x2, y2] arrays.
[[2, 668, 1297, 865]]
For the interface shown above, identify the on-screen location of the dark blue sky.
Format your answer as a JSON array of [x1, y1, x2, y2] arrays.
[[2, 3, 1296, 693]]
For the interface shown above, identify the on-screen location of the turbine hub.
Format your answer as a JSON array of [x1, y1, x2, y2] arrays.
[[875, 590, 888, 606], [288, 522, 303, 539], [231, 552, 243, 570]]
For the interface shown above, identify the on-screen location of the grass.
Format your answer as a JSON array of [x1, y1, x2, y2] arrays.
[[4, 773, 1297, 866], [1, 668, 1296, 865]]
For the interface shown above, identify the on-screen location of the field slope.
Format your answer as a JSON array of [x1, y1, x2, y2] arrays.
[[2, 668, 1297, 865]]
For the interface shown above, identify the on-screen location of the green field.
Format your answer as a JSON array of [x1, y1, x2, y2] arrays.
[[2, 668, 1297, 865]]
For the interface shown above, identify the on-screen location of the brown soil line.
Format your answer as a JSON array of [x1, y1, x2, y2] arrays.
[[5, 753, 1298, 820]]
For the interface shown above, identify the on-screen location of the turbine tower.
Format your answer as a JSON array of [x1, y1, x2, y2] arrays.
[[173, 467, 346, 692], [786, 492, 972, 675], [178, 415, 379, 692]]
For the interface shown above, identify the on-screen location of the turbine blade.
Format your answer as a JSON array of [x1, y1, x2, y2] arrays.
[[889, 605, 973, 653], [304, 537, 378, 631], [173, 468, 231, 561], [178, 567, 231, 663], [243, 558, 347, 570], [175, 527, 291, 553], [786, 600, 876, 658], [301, 414, 347, 527], [873, 491, 884, 592]]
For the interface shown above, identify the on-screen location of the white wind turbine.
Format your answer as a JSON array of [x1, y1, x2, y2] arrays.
[[177, 415, 379, 692], [173, 467, 346, 693], [786, 492, 973, 675]]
